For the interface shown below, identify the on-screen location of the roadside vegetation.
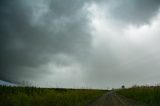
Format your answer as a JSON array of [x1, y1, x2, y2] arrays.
[[0, 86, 106, 106], [117, 85, 160, 106]]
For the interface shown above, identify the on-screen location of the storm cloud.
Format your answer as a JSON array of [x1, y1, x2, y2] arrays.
[[1, 0, 160, 88], [97, 0, 160, 24], [0, 0, 91, 83]]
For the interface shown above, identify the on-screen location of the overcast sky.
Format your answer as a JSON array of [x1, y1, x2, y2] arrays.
[[1, 0, 160, 89]]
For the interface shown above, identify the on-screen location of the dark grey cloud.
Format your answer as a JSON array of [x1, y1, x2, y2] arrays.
[[0, 0, 91, 83], [97, 0, 160, 24]]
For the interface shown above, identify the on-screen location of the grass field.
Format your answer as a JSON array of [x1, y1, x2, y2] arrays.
[[117, 86, 160, 106], [0, 86, 106, 106]]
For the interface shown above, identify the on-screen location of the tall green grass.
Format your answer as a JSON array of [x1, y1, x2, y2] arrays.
[[0, 86, 106, 106], [117, 86, 160, 106]]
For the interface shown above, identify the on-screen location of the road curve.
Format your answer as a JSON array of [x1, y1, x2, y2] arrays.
[[87, 91, 147, 106]]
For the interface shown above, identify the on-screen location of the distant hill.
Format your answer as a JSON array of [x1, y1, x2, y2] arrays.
[[0, 80, 17, 86]]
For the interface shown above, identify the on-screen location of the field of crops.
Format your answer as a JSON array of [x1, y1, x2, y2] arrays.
[[117, 86, 160, 106], [0, 86, 106, 106]]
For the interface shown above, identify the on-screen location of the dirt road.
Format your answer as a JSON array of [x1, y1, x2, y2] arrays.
[[87, 91, 147, 106]]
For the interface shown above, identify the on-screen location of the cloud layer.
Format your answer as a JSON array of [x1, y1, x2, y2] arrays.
[[0, 0, 91, 83], [1, 0, 160, 88]]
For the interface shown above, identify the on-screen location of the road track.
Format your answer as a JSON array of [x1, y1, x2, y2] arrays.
[[87, 91, 147, 106]]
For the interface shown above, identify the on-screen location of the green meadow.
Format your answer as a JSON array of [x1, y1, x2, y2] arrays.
[[0, 86, 106, 106], [117, 86, 160, 106]]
